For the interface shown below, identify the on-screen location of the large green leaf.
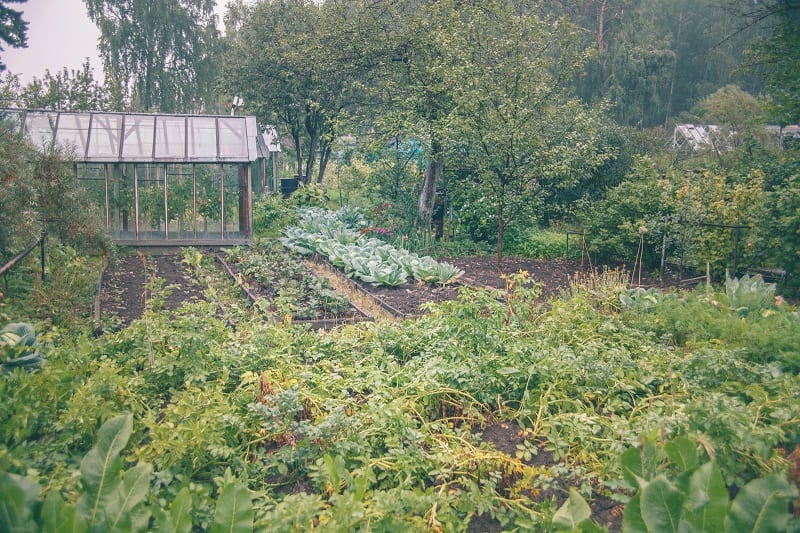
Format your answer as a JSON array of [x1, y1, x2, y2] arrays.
[[622, 493, 648, 533], [552, 487, 592, 529], [685, 461, 727, 532], [41, 490, 89, 533], [106, 463, 152, 532], [77, 413, 133, 529], [210, 482, 253, 533], [724, 475, 796, 533], [156, 487, 193, 533], [641, 476, 684, 533], [0, 472, 38, 532], [664, 437, 698, 472]]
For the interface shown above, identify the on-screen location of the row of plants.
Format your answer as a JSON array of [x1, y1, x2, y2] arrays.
[[2, 246, 798, 531], [281, 208, 464, 287], [222, 242, 352, 321]]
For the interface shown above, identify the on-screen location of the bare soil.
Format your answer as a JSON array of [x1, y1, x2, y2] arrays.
[[97, 252, 204, 329]]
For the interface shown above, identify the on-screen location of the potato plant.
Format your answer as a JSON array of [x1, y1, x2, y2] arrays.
[[1, 245, 798, 532]]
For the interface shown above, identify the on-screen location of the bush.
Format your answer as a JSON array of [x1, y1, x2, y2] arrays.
[[579, 157, 673, 269], [252, 193, 296, 238], [506, 228, 581, 260]]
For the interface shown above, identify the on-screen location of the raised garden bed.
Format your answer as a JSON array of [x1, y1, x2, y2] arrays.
[[218, 243, 371, 329]]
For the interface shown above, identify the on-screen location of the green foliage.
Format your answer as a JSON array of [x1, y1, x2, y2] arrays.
[[252, 194, 296, 238], [621, 436, 797, 533], [621, 284, 800, 372], [289, 183, 330, 209], [84, 0, 219, 112], [579, 157, 673, 269], [281, 208, 463, 287], [725, 272, 776, 314], [506, 228, 581, 260], [0, 414, 257, 533], [0, 321, 43, 368], [751, 169, 800, 294], [224, 243, 350, 320]]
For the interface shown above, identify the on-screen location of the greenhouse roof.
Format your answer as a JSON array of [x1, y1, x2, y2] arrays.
[[1, 108, 261, 163]]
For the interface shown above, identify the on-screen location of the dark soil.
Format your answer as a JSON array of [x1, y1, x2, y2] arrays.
[[98, 252, 204, 329], [99, 252, 655, 326], [472, 421, 624, 532], [351, 256, 587, 317]]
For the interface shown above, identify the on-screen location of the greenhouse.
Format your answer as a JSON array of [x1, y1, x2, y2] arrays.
[[2, 109, 270, 246]]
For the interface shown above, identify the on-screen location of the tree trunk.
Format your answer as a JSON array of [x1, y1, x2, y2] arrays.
[[316, 139, 332, 184], [417, 141, 443, 227], [291, 127, 304, 182]]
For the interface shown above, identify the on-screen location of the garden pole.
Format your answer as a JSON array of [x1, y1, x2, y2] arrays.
[[40, 233, 46, 282]]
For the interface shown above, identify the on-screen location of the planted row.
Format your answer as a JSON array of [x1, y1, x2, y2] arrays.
[[281, 208, 463, 287], [222, 243, 351, 320]]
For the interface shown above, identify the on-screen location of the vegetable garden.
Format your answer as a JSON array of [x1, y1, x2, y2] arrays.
[[2, 203, 799, 532]]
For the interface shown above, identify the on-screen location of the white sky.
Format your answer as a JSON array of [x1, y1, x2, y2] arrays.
[[3, 0, 228, 84]]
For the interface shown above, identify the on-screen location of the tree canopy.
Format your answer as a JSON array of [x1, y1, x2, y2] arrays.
[[0, 0, 28, 72], [84, 0, 220, 112]]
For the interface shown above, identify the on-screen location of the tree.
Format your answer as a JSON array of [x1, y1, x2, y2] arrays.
[[444, 0, 615, 262], [0, 0, 27, 72], [221, 1, 346, 184], [738, 0, 800, 124], [18, 61, 109, 111], [84, 0, 220, 112]]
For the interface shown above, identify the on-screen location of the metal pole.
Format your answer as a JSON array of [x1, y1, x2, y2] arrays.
[[134, 165, 140, 239], [220, 165, 225, 239], [104, 164, 110, 229], [40, 232, 46, 282], [164, 164, 169, 240]]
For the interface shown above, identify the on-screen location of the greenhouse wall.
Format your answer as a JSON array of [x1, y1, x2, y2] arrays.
[[3, 109, 263, 246]]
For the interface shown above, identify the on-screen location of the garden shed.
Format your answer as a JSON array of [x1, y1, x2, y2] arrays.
[[2, 108, 267, 246]]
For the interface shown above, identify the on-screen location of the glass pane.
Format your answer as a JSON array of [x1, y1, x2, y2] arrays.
[[108, 164, 136, 239], [54, 113, 90, 157], [218, 117, 248, 159], [223, 166, 243, 238], [138, 164, 167, 239], [154, 116, 186, 159], [166, 164, 196, 239], [88, 114, 123, 159], [195, 166, 223, 238], [122, 115, 155, 160], [187, 117, 218, 160], [24, 112, 56, 150]]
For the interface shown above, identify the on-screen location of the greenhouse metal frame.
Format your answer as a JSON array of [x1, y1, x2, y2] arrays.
[[3, 108, 266, 246]]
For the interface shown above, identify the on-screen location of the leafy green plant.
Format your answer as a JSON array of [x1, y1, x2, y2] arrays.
[[725, 271, 776, 314], [0, 322, 43, 369], [0, 413, 255, 533], [621, 435, 798, 533]]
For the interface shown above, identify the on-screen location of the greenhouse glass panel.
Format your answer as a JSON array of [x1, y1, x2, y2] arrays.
[[165, 164, 196, 239], [88, 114, 123, 159], [154, 116, 186, 159], [218, 117, 249, 159], [24, 112, 57, 150], [137, 164, 168, 239], [196, 165, 224, 238], [54, 113, 90, 157], [121, 115, 155, 160], [187, 117, 217, 160]]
